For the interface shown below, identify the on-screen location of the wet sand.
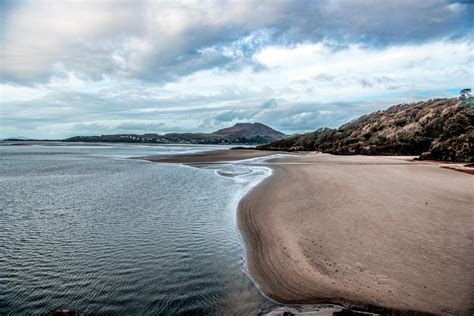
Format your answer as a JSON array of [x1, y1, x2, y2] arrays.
[[143, 149, 278, 164], [239, 153, 474, 314]]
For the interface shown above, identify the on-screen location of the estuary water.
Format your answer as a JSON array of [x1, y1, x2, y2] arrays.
[[0, 143, 274, 315]]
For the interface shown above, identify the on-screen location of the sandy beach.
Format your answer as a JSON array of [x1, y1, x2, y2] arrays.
[[153, 149, 474, 314], [143, 149, 279, 164], [239, 153, 473, 314]]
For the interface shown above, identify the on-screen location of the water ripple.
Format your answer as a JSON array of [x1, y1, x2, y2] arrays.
[[0, 145, 274, 315]]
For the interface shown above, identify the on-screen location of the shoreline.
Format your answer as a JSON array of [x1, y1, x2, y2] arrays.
[[140, 149, 279, 164], [238, 153, 473, 315], [150, 149, 473, 314]]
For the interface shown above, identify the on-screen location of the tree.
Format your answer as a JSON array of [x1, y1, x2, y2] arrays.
[[459, 88, 471, 100]]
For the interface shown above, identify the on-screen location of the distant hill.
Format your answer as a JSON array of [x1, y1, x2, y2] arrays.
[[64, 122, 286, 145], [2, 137, 33, 141], [258, 97, 474, 162], [214, 122, 286, 139]]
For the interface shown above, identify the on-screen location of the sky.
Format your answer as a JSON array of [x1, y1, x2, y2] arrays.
[[0, 0, 473, 139]]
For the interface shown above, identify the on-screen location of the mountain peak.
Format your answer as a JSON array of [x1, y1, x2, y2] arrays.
[[213, 122, 286, 139]]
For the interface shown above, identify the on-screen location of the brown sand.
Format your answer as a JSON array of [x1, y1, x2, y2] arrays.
[[143, 149, 278, 164], [238, 153, 474, 314]]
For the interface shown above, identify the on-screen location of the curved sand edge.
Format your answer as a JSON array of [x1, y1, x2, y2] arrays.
[[140, 149, 279, 164], [237, 153, 473, 315]]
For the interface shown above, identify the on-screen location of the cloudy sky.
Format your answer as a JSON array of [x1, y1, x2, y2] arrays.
[[0, 0, 472, 138]]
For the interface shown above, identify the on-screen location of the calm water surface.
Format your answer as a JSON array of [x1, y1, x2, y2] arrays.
[[0, 143, 275, 315]]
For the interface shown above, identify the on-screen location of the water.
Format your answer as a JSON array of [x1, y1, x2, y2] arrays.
[[0, 143, 275, 315]]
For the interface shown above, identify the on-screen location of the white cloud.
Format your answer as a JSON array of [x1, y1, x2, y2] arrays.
[[0, 84, 47, 102], [251, 40, 473, 100]]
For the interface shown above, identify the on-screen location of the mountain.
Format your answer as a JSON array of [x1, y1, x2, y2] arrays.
[[64, 122, 286, 145], [258, 97, 474, 162], [214, 122, 286, 139]]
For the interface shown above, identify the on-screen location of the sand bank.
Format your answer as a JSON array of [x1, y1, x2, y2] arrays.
[[238, 153, 473, 314], [143, 149, 278, 164]]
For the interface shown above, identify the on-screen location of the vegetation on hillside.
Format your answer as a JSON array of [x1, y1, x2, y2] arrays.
[[259, 97, 474, 162]]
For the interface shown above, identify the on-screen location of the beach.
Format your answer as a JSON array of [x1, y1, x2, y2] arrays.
[[157, 149, 473, 314], [239, 153, 473, 314]]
